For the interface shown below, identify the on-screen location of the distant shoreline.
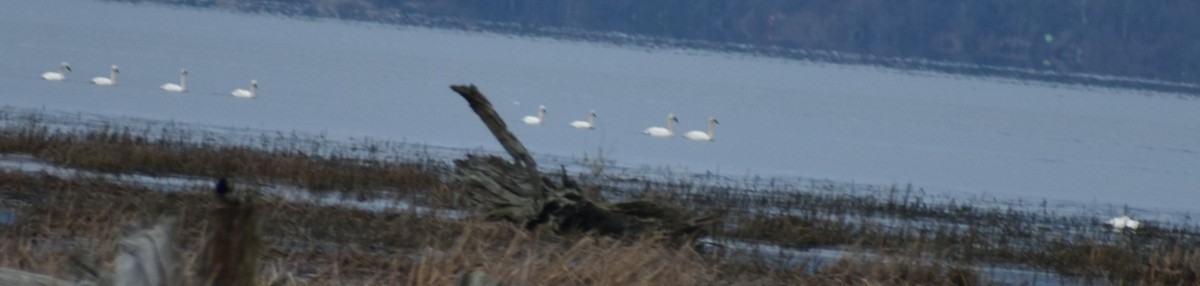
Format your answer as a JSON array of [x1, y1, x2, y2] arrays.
[[104, 0, 1200, 96]]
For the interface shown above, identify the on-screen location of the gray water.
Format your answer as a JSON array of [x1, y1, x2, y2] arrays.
[[1, 0, 1198, 216]]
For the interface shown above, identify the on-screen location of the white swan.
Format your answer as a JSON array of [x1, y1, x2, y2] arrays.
[[643, 113, 679, 138], [523, 105, 546, 125], [161, 69, 187, 92], [91, 65, 119, 86], [232, 79, 257, 98], [41, 62, 71, 81], [570, 110, 597, 129], [684, 117, 719, 142], [1106, 215, 1141, 232]]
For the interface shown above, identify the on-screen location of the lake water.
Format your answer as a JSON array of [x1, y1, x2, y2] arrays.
[[1, 0, 1198, 215]]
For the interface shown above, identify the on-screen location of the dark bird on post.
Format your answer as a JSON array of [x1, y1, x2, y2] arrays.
[[215, 178, 231, 199]]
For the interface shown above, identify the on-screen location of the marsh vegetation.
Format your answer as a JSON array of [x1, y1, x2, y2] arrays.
[[0, 107, 1196, 285]]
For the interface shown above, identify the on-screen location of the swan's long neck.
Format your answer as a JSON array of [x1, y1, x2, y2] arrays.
[[538, 109, 545, 120], [250, 82, 257, 94], [666, 118, 675, 132], [60, 65, 68, 75], [588, 112, 595, 125], [180, 73, 187, 89], [707, 120, 717, 138], [110, 68, 118, 82]]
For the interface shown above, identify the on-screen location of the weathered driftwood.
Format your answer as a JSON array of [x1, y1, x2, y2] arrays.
[[449, 85, 721, 244], [450, 85, 544, 196], [452, 155, 548, 225], [0, 219, 179, 286], [67, 252, 107, 286], [113, 219, 182, 286], [0, 267, 71, 286], [454, 269, 504, 286]]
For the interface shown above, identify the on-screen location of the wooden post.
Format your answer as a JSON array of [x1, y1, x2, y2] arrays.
[[198, 179, 261, 286]]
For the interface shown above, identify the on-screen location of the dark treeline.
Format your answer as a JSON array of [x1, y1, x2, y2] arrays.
[[127, 0, 1198, 89]]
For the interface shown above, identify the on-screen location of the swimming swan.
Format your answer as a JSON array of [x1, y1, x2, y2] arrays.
[[523, 105, 546, 125], [232, 79, 257, 98], [1106, 215, 1141, 232], [683, 117, 719, 142], [161, 69, 187, 92], [643, 113, 679, 138], [91, 65, 119, 86], [41, 62, 71, 81], [570, 110, 597, 129]]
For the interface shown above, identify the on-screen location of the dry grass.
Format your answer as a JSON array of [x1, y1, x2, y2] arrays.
[[0, 169, 991, 285], [404, 224, 714, 285]]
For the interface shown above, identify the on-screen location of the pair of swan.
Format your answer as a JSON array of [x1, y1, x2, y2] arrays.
[[644, 114, 719, 142], [523, 106, 598, 129], [159, 69, 254, 98], [158, 69, 254, 98], [44, 63, 120, 85]]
